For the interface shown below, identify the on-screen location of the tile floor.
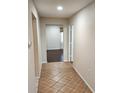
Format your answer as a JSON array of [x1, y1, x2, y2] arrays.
[[38, 62, 92, 93]]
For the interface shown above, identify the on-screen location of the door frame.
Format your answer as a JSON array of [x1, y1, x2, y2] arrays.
[[32, 13, 39, 77], [45, 24, 64, 62], [69, 25, 74, 62]]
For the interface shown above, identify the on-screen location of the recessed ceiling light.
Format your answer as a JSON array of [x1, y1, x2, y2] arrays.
[[57, 6, 63, 11]]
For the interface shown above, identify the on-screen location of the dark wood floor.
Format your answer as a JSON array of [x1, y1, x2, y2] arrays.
[[47, 49, 63, 62]]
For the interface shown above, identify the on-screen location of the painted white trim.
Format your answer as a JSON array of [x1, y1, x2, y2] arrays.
[[36, 76, 40, 93], [36, 63, 42, 93], [64, 60, 69, 62], [73, 65, 95, 93], [47, 48, 63, 50], [38, 63, 42, 77], [42, 61, 47, 63]]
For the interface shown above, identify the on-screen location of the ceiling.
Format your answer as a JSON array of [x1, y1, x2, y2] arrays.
[[34, 0, 94, 18]]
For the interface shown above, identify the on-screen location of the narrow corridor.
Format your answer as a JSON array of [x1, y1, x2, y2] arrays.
[[38, 62, 92, 93], [29, 0, 95, 93]]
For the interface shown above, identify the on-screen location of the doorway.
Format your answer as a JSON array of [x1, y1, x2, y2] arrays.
[[32, 13, 39, 76], [46, 25, 64, 62]]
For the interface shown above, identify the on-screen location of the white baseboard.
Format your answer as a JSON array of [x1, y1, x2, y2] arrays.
[[73, 65, 95, 93], [64, 60, 69, 62], [36, 76, 40, 93], [39, 64, 42, 77], [36, 63, 42, 93], [42, 61, 47, 63]]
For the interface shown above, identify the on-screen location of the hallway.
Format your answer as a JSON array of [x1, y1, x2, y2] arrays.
[[2, 0, 124, 93], [29, 0, 95, 93], [38, 62, 92, 93]]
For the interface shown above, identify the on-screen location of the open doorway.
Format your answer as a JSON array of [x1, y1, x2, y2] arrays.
[[32, 13, 39, 76], [46, 25, 64, 62]]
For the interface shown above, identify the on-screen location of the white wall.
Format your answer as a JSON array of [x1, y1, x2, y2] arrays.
[[46, 25, 62, 50], [40, 18, 69, 63], [28, 0, 42, 93], [69, 2, 95, 91]]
